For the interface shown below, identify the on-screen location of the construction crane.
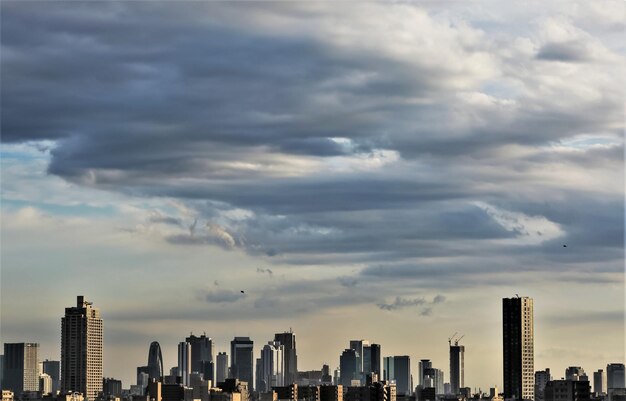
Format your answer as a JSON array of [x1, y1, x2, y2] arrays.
[[454, 334, 464, 346], [448, 332, 458, 347]]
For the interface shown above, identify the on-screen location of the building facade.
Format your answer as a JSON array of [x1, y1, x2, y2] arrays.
[[340, 350, 358, 387], [231, 338, 254, 391], [593, 370, 606, 395], [449, 345, 464, 395], [42, 360, 61, 395], [178, 342, 192, 386], [2, 343, 39, 396], [607, 364, 625, 390], [61, 296, 103, 401], [274, 332, 298, 386], [148, 342, 164, 381], [216, 353, 229, 384], [535, 369, 552, 401], [186, 335, 214, 383], [503, 296, 534, 401], [260, 342, 284, 392]]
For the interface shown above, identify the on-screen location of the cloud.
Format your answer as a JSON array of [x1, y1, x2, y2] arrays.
[[256, 267, 274, 277], [432, 294, 446, 304], [202, 289, 246, 303], [377, 297, 427, 311]]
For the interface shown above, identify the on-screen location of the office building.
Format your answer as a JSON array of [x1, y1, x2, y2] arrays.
[[274, 332, 298, 386], [544, 380, 590, 401], [607, 364, 625, 390], [345, 381, 396, 401], [3, 343, 39, 396], [260, 342, 284, 392], [320, 385, 343, 401], [423, 367, 444, 395], [42, 360, 60, 395], [535, 369, 552, 401], [186, 334, 215, 382], [349, 341, 369, 385], [148, 342, 164, 381], [217, 353, 229, 384], [503, 296, 534, 401], [566, 368, 588, 382], [393, 356, 411, 396], [340, 350, 358, 387], [419, 360, 432, 386], [178, 342, 191, 386], [61, 296, 103, 401], [231, 337, 254, 391], [102, 378, 122, 398], [369, 345, 381, 379], [450, 343, 464, 394], [39, 373, 52, 395], [593, 370, 606, 395]]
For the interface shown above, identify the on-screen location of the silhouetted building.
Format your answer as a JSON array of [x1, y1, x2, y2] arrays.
[[62, 296, 103, 401], [273, 384, 296, 401], [178, 343, 191, 387], [138, 366, 150, 391], [393, 357, 411, 396], [419, 387, 436, 401], [340, 350, 358, 388], [321, 365, 333, 385], [423, 368, 443, 395], [535, 369, 552, 401], [274, 332, 298, 386], [102, 378, 122, 398], [349, 341, 369, 385], [3, 343, 39, 396], [42, 360, 60, 395], [231, 338, 254, 391], [418, 361, 432, 386], [503, 296, 534, 401], [345, 382, 396, 401], [217, 353, 229, 384], [450, 345, 464, 395], [544, 380, 590, 401], [566, 368, 588, 382], [299, 385, 321, 401], [593, 370, 606, 395], [320, 385, 343, 401], [149, 342, 164, 381], [186, 335, 214, 383], [607, 365, 625, 390]]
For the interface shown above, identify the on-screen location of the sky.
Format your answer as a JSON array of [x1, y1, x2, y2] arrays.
[[1, 0, 625, 392]]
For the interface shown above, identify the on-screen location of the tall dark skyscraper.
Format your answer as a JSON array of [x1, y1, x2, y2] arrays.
[[148, 342, 164, 380], [61, 296, 103, 401], [186, 334, 214, 382], [274, 331, 298, 385], [369, 344, 381, 378], [449, 342, 464, 394], [340, 349, 358, 387], [216, 352, 228, 384], [607, 364, 625, 390], [3, 343, 39, 396], [503, 296, 534, 401], [231, 337, 254, 390], [393, 356, 411, 396]]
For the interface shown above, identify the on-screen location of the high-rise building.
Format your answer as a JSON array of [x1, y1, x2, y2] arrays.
[[544, 380, 590, 401], [275, 332, 298, 386], [40, 373, 53, 395], [535, 369, 552, 401], [383, 357, 394, 383], [0, 354, 4, 390], [148, 342, 164, 381], [503, 296, 534, 401], [450, 343, 464, 394], [178, 342, 191, 386], [216, 353, 229, 384], [42, 360, 61, 395], [349, 341, 369, 384], [61, 296, 103, 401], [340, 350, 358, 387], [102, 378, 122, 397], [369, 345, 381, 379], [3, 343, 39, 395], [593, 370, 606, 394], [423, 367, 444, 395], [259, 341, 284, 392], [186, 334, 214, 383], [419, 360, 432, 386], [607, 364, 625, 390], [566, 367, 588, 382], [231, 337, 254, 390], [392, 356, 411, 396]]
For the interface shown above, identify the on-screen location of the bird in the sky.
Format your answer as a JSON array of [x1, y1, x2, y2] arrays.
[[240, 290, 245, 293], [563, 244, 567, 247]]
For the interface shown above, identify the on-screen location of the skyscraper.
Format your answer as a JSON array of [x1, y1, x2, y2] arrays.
[[593, 370, 606, 394], [340, 349, 358, 387], [259, 341, 284, 392], [42, 360, 61, 395], [349, 340, 369, 384], [3, 343, 39, 396], [383, 357, 394, 382], [503, 296, 534, 401], [231, 337, 254, 390], [607, 364, 625, 390], [275, 331, 298, 385], [392, 356, 411, 396], [148, 342, 164, 381], [61, 296, 103, 401], [369, 344, 381, 379], [178, 342, 191, 386], [216, 352, 228, 384], [566, 367, 588, 382], [450, 343, 464, 394], [419, 360, 432, 386], [535, 369, 552, 401], [186, 334, 214, 382]]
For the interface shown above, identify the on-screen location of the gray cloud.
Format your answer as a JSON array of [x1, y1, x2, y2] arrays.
[[202, 289, 246, 304], [536, 41, 591, 62], [256, 267, 274, 277], [377, 297, 427, 311]]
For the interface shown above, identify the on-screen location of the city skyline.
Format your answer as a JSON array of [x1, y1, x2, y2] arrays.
[[1, 0, 624, 396]]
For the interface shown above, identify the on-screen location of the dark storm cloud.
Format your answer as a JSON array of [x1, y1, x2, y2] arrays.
[[1, 1, 623, 292]]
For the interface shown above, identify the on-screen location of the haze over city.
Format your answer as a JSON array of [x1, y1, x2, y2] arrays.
[[1, 0, 624, 395]]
